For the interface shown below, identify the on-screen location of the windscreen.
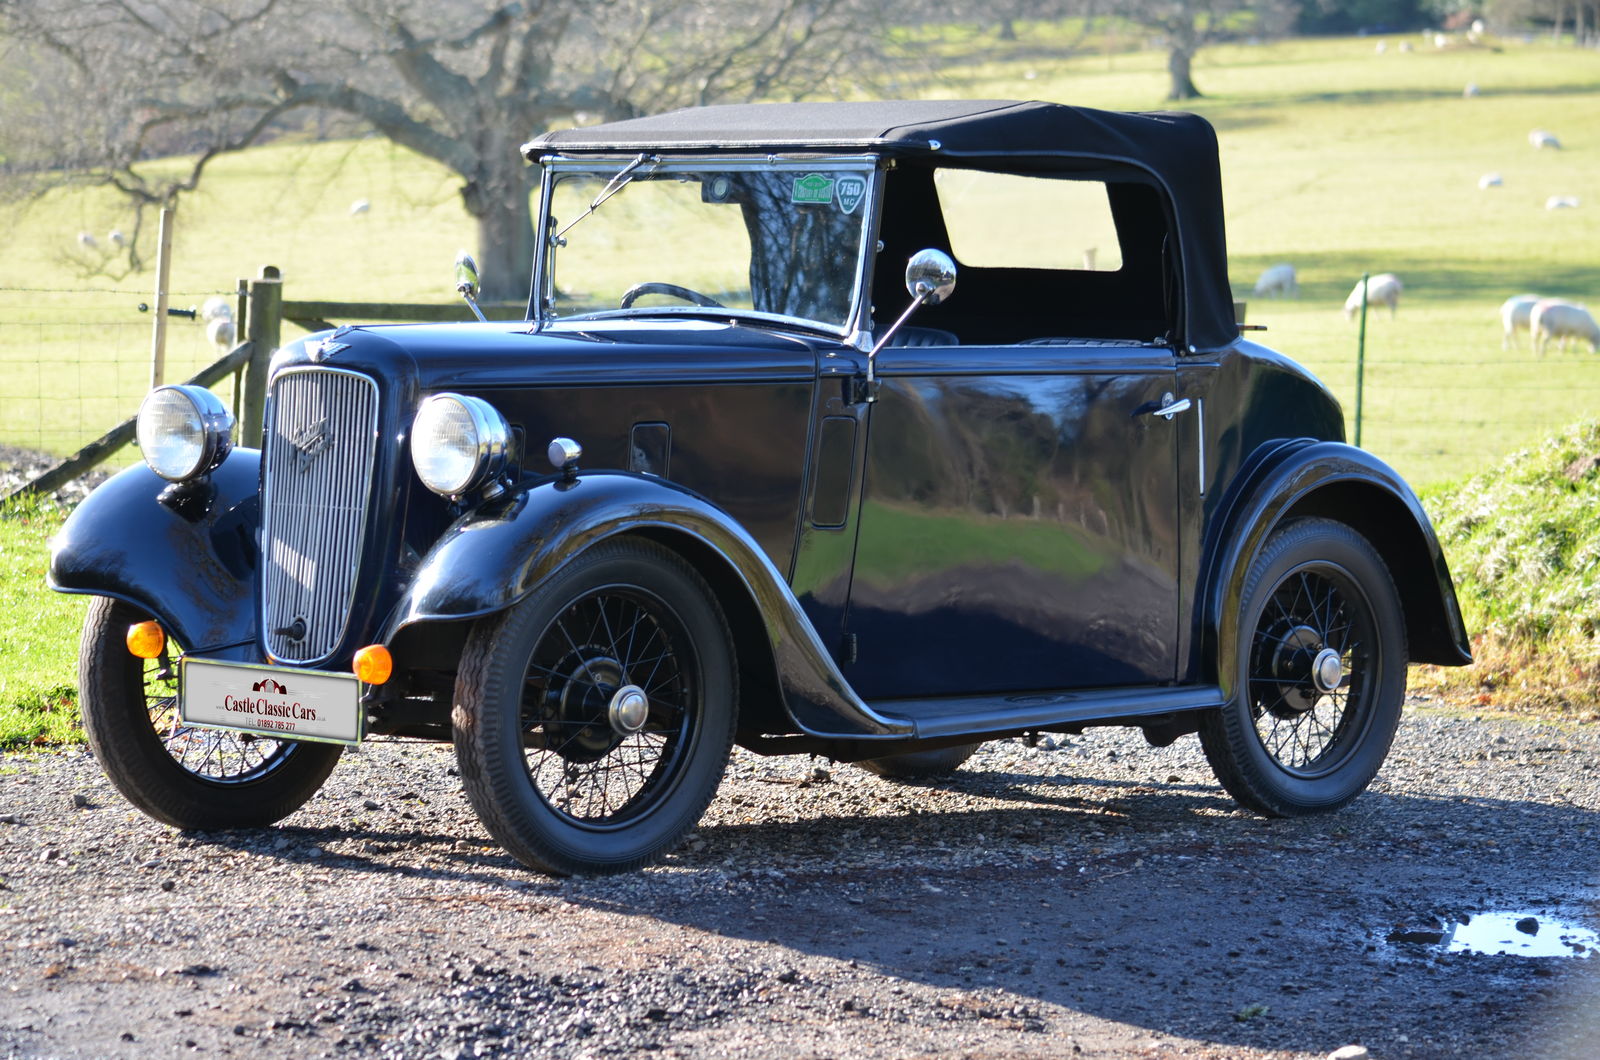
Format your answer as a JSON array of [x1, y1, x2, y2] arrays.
[[542, 160, 875, 332]]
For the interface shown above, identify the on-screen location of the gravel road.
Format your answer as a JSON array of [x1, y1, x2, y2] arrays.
[[4, 696, 1599, 1060]]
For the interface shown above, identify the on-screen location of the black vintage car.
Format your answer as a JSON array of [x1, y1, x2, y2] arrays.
[[50, 100, 1470, 875]]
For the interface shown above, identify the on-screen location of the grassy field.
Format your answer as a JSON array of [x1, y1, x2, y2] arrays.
[[2, 31, 1599, 740]]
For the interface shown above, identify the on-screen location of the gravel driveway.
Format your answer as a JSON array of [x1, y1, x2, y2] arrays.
[[3, 696, 1598, 1059]]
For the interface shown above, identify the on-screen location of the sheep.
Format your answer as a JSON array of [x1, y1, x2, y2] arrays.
[[1253, 263, 1299, 299], [1375, 41, 1388, 54], [349, 198, 371, 216], [1478, 172, 1503, 189], [1500, 293, 1541, 349], [1343, 273, 1402, 319], [108, 229, 127, 248], [1546, 195, 1580, 210], [1530, 299, 1600, 355], [1463, 82, 1479, 98], [77, 231, 97, 249], [200, 296, 233, 323], [1399, 40, 1414, 52], [205, 316, 237, 353], [1529, 129, 1562, 150]]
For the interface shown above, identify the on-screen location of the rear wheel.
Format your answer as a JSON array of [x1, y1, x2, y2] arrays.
[[857, 742, 981, 779], [452, 540, 736, 876], [78, 596, 341, 829], [1200, 519, 1406, 816]]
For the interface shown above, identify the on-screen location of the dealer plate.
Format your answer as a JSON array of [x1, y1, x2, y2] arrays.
[[180, 658, 362, 745]]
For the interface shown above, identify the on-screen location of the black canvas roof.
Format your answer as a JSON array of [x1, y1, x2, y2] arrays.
[[526, 101, 1238, 352]]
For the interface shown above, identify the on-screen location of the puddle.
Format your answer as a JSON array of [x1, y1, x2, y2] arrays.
[[1387, 912, 1600, 957], [1446, 913, 1599, 957]]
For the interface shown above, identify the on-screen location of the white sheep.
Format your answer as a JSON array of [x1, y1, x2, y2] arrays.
[[206, 316, 237, 352], [1399, 40, 1414, 52], [1253, 263, 1298, 298], [1463, 82, 1479, 98], [200, 296, 233, 323], [1343, 273, 1402, 319], [1500, 293, 1541, 349], [1529, 129, 1562, 150], [349, 199, 371, 216], [1375, 41, 1388, 54], [1546, 195, 1580, 210], [77, 232, 97, 249], [1478, 172, 1503, 189], [1531, 299, 1600, 355], [108, 229, 127, 248]]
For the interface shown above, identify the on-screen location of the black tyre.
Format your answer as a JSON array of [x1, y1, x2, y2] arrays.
[[857, 742, 981, 779], [1200, 518, 1407, 816], [78, 596, 342, 829], [452, 539, 736, 876]]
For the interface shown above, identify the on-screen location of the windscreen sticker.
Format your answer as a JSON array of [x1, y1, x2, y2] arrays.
[[836, 176, 866, 215], [791, 173, 835, 205]]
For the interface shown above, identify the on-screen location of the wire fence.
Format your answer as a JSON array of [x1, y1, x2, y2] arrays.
[[2, 285, 1598, 491], [0, 286, 240, 469]]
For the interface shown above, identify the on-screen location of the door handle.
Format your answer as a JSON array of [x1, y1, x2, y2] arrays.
[[1138, 393, 1192, 420]]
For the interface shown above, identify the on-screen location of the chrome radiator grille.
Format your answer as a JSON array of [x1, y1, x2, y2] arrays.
[[261, 368, 380, 663]]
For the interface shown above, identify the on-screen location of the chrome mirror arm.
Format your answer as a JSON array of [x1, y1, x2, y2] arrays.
[[860, 249, 958, 404]]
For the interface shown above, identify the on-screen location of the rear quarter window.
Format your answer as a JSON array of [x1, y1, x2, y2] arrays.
[[933, 170, 1123, 273]]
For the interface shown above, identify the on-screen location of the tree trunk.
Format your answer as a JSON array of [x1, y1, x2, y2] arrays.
[[463, 163, 539, 305], [1166, 45, 1201, 101]]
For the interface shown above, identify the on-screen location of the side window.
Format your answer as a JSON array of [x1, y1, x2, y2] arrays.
[[933, 170, 1123, 273]]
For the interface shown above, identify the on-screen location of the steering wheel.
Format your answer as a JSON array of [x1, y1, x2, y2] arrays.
[[619, 282, 725, 309]]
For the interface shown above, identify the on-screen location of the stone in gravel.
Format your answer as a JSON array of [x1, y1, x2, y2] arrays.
[[70, 793, 92, 809], [0, 813, 20, 825], [161, 880, 176, 892], [1516, 916, 1540, 935], [362, 799, 382, 811], [1328, 1047, 1371, 1060]]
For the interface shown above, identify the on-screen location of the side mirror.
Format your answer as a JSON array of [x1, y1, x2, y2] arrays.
[[454, 250, 487, 322], [861, 249, 959, 403], [904, 248, 957, 305]]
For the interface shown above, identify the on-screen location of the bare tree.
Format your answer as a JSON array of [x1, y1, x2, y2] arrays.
[[0, 0, 913, 299], [1113, 0, 1293, 101]]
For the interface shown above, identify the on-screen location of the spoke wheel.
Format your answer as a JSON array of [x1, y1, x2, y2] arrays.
[[1200, 519, 1406, 816], [453, 540, 735, 875], [78, 596, 341, 829]]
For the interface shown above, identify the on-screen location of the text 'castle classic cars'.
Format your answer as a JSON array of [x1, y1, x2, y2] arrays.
[[51, 101, 1469, 875]]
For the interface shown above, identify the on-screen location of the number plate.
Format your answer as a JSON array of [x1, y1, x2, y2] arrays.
[[180, 658, 363, 745]]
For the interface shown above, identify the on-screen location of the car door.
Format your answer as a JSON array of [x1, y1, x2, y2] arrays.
[[839, 342, 1184, 701]]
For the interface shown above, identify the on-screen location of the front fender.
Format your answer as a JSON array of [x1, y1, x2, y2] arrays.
[[1200, 440, 1472, 698], [48, 451, 261, 658], [386, 471, 911, 740]]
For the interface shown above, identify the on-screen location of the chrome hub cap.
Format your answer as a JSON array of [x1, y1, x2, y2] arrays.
[[608, 684, 650, 735], [1312, 647, 1344, 694]]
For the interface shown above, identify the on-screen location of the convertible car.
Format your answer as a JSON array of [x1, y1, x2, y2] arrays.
[[50, 100, 1470, 875]]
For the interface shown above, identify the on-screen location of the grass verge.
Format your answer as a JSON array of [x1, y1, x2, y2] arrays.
[[0, 498, 85, 747]]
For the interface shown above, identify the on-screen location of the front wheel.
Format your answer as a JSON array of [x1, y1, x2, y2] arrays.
[[452, 539, 736, 875], [78, 596, 342, 829], [1199, 518, 1407, 816]]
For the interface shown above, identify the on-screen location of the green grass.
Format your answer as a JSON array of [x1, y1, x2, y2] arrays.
[[0, 499, 86, 745]]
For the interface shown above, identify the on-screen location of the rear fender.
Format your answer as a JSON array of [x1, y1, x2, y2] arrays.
[[1199, 440, 1471, 698], [48, 452, 261, 659], [385, 471, 911, 740]]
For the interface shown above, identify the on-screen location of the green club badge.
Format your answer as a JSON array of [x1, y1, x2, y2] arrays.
[[791, 173, 835, 205]]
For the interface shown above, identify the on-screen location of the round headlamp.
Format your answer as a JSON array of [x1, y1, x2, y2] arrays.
[[136, 384, 234, 482], [410, 393, 513, 497]]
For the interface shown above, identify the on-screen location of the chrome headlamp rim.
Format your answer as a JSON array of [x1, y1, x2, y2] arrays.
[[410, 392, 513, 497], [136, 384, 234, 482]]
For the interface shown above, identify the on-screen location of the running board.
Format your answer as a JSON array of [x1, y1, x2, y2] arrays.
[[871, 684, 1227, 742]]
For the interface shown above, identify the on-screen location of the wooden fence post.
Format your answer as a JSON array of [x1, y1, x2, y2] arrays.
[[242, 265, 282, 447], [148, 207, 176, 389]]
